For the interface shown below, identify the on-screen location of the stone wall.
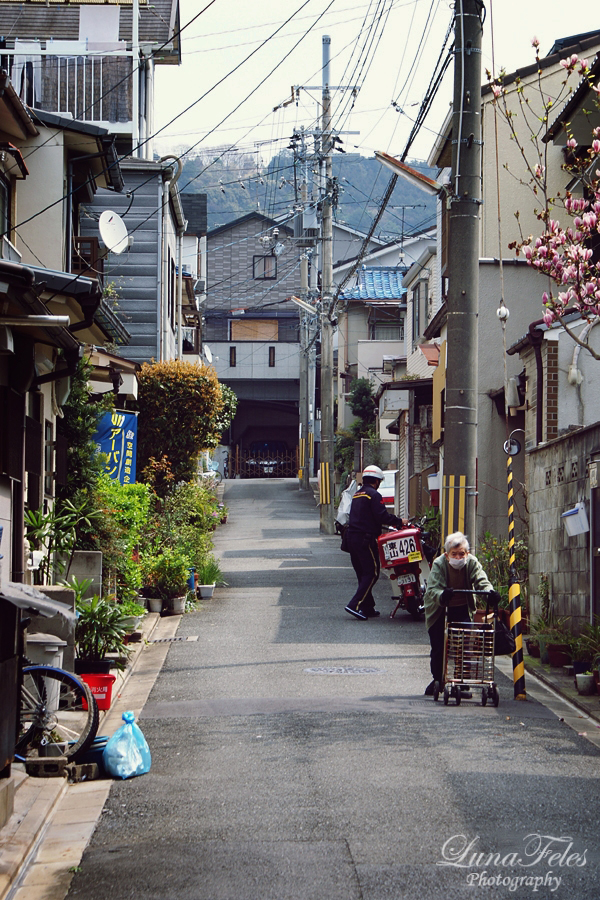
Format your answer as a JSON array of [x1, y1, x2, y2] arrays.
[[528, 422, 600, 632]]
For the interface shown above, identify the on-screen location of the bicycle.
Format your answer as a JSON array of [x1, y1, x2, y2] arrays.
[[14, 610, 99, 763]]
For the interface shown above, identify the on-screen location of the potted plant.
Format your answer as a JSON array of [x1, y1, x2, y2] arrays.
[[142, 547, 191, 614], [545, 619, 573, 668], [196, 555, 224, 599], [575, 672, 596, 695], [118, 598, 147, 634], [75, 595, 131, 673]]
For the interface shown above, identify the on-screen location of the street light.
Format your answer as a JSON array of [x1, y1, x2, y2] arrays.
[[290, 295, 318, 316]]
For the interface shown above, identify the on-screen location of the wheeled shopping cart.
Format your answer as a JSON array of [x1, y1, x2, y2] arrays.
[[433, 591, 500, 707]]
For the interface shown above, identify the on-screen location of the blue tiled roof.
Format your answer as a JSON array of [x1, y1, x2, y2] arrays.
[[342, 266, 406, 301]]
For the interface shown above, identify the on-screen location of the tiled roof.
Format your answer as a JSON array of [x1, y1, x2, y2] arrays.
[[342, 266, 406, 301]]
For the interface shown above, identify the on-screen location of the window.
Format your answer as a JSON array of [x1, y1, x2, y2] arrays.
[[268, 346, 275, 367], [229, 346, 237, 367], [412, 281, 428, 345], [44, 420, 54, 497], [230, 319, 278, 341], [369, 307, 404, 341], [253, 254, 277, 280]]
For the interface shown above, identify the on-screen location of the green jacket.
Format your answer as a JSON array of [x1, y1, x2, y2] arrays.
[[423, 554, 493, 631]]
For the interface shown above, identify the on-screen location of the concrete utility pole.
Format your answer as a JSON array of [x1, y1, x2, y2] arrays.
[[319, 35, 335, 534], [298, 182, 310, 493], [441, 0, 483, 541]]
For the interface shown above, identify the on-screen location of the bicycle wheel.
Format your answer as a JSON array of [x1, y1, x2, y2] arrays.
[[15, 666, 99, 761]]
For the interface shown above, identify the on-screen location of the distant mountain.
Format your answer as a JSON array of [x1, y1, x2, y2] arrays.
[[179, 149, 437, 239]]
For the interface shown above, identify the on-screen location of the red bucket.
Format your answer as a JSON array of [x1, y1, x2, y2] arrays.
[[80, 673, 116, 711]]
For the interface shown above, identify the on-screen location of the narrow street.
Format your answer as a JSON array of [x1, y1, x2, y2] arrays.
[[67, 480, 600, 900]]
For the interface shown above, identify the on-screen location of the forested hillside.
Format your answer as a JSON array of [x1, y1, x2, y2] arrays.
[[179, 149, 437, 239]]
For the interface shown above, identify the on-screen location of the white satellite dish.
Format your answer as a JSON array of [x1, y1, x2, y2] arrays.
[[99, 210, 129, 255], [203, 344, 213, 364]]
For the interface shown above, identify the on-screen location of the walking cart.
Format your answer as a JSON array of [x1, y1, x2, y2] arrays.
[[433, 591, 500, 707]]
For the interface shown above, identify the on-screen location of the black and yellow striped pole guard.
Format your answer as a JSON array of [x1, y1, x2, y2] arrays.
[[441, 474, 467, 539], [308, 431, 314, 460], [319, 462, 331, 506], [506, 447, 527, 701], [298, 438, 306, 481]]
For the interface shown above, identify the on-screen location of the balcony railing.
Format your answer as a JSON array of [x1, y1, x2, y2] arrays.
[[8, 48, 133, 124]]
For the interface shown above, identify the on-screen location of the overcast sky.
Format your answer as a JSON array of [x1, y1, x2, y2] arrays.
[[152, 0, 597, 166]]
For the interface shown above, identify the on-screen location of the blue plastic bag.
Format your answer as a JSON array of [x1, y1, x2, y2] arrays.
[[103, 711, 151, 779]]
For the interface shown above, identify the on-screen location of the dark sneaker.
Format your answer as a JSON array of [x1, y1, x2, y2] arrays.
[[424, 680, 436, 696], [345, 605, 367, 621], [366, 610, 380, 618]]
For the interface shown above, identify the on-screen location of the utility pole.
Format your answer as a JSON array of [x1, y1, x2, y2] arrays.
[[441, 0, 483, 542], [319, 34, 335, 534], [298, 180, 310, 492]]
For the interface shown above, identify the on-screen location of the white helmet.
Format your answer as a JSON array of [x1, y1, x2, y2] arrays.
[[362, 465, 384, 481]]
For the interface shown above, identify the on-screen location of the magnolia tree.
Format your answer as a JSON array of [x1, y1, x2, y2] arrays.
[[488, 42, 600, 359]]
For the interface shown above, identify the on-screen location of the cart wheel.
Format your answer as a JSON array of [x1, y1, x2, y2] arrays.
[[492, 685, 500, 707], [455, 686, 461, 706], [443, 685, 450, 705], [433, 681, 440, 702], [481, 688, 488, 707]]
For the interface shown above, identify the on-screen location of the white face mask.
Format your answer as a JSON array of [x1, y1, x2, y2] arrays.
[[447, 555, 467, 570]]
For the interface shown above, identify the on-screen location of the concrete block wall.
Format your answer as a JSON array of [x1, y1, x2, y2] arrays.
[[528, 421, 600, 633]]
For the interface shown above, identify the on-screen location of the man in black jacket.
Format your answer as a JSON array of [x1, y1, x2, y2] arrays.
[[345, 465, 406, 620]]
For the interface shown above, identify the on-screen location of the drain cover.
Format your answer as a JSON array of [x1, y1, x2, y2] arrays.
[[149, 636, 199, 643], [304, 666, 385, 675]]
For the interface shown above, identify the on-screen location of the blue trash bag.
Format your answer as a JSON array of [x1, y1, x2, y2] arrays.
[[102, 711, 151, 779]]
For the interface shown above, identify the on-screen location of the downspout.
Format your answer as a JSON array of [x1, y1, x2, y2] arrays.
[[528, 320, 544, 446], [158, 155, 183, 361], [177, 224, 184, 359], [131, 0, 140, 157]]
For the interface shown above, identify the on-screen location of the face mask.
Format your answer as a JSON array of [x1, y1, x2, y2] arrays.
[[447, 556, 467, 570]]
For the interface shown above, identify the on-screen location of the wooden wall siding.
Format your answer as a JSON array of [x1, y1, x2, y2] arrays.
[[80, 170, 161, 364], [35, 56, 132, 123], [528, 422, 600, 633]]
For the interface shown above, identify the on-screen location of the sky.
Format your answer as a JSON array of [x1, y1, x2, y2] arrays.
[[152, 0, 598, 168]]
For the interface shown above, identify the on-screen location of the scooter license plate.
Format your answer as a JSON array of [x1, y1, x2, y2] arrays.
[[383, 536, 422, 562], [397, 573, 416, 586]]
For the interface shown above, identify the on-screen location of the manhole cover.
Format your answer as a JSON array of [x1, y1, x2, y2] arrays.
[[304, 666, 386, 675]]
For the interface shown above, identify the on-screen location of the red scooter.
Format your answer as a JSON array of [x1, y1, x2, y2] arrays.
[[377, 519, 437, 620]]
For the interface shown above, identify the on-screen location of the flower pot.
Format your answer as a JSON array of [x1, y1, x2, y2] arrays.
[[148, 597, 163, 614], [547, 643, 571, 668], [198, 583, 215, 599], [537, 635, 550, 665], [74, 657, 112, 675], [525, 639, 540, 658], [575, 673, 595, 695], [573, 660, 590, 675], [169, 596, 186, 615]]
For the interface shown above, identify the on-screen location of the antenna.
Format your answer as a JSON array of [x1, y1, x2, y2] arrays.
[[99, 210, 130, 255]]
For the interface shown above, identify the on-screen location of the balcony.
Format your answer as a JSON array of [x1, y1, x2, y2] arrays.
[[9, 48, 133, 128]]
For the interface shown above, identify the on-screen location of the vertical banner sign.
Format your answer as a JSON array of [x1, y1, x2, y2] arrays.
[[94, 410, 138, 484]]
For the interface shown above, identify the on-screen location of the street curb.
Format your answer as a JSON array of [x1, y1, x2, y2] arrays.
[[524, 662, 600, 725], [0, 611, 167, 900]]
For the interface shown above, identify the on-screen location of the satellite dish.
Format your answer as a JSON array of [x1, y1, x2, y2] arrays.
[[203, 344, 213, 364], [99, 210, 129, 255]]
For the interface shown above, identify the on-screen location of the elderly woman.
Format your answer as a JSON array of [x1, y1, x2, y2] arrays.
[[423, 531, 500, 696]]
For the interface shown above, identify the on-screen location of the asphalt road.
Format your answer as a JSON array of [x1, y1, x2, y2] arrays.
[[68, 479, 600, 900]]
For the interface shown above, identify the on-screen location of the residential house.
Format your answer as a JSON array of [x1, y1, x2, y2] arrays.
[[79, 157, 187, 365], [0, 88, 128, 827], [204, 212, 302, 470], [502, 43, 600, 629], [413, 31, 600, 559], [0, 0, 181, 160]]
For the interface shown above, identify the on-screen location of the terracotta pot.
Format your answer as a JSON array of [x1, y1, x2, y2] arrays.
[[525, 639, 540, 658]]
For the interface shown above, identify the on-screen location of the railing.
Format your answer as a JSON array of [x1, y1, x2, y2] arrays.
[[7, 48, 133, 124], [233, 450, 298, 479]]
